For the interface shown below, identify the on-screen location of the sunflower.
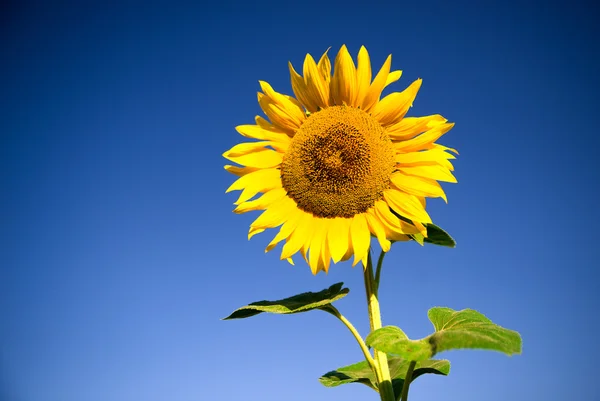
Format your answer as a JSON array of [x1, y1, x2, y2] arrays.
[[224, 45, 457, 274]]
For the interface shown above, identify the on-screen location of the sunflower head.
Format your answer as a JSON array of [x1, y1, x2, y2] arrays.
[[224, 45, 457, 274]]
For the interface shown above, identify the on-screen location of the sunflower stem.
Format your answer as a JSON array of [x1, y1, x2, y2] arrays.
[[323, 306, 378, 377], [374, 249, 386, 295], [400, 360, 416, 401], [364, 251, 395, 401]]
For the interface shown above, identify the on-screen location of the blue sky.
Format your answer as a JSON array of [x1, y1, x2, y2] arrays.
[[1, 1, 598, 400]]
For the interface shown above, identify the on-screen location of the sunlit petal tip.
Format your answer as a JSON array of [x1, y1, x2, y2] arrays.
[[331, 44, 357, 105], [248, 227, 265, 240], [288, 61, 298, 73], [413, 221, 428, 237], [317, 47, 332, 80], [385, 70, 403, 87], [361, 54, 392, 111], [353, 253, 369, 269], [303, 52, 318, 69], [308, 259, 319, 275], [322, 252, 331, 273]]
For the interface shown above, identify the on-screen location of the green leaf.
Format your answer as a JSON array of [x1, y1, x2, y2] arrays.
[[319, 356, 450, 397], [424, 223, 456, 247], [319, 359, 377, 390], [366, 327, 432, 361], [427, 307, 522, 356], [366, 308, 522, 361], [409, 223, 456, 247], [223, 282, 349, 319], [389, 210, 454, 247]]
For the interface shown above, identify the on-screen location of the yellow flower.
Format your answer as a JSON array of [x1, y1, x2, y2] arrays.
[[224, 45, 457, 274]]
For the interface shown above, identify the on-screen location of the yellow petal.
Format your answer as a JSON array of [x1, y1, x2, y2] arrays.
[[433, 143, 459, 155], [225, 138, 288, 157], [328, 217, 352, 263], [236, 124, 291, 143], [398, 165, 457, 183], [395, 149, 455, 165], [394, 122, 454, 153], [330, 45, 357, 105], [304, 54, 330, 109], [373, 200, 419, 238], [224, 141, 270, 156], [226, 168, 282, 204], [383, 189, 432, 224], [266, 207, 303, 252], [372, 79, 422, 126], [289, 62, 317, 112], [249, 196, 295, 231], [321, 224, 332, 273], [248, 227, 265, 239], [354, 46, 372, 107], [308, 219, 328, 275], [395, 149, 455, 171], [224, 148, 283, 168], [389, 172, 448, 202], [384, 70, 402, 88], [365, 210, 391, 252], [257, 92, 300, 133], [234, 188, 287, 214], [280, 211, 313, 260], [350, 214, 371, 267], [224, 165, 259, 177], [361, 54, 392, 112], [317, 48, 332, 84], [412, 220, 428, 237], [259, 81, 305, 123], [387, 114, 447, 141], [255, 115, 281, 131]]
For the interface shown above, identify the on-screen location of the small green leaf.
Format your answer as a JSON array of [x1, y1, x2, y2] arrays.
[[423, 223, 456, 247], [366, 327, 431, 361], [390, 210, 454, 247], [319, 356, 450, 396], [319, 359, 377, 390], [408, 223, 455, 247], [223, 282, 349, 319], [427, 307, 522, 356], [367, 308, 522, 361]]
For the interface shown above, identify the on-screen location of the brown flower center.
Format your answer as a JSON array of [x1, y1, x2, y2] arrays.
[[281, 105, 395, 218]]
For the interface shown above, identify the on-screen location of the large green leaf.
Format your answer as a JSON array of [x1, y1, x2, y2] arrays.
[[319, 356, 450, 398], [223, 282, 349, 320], [366, 308, 522, 361], [427, 307, 522, 356], [366, 327, 431, 361], [409, 223, 456, 247]]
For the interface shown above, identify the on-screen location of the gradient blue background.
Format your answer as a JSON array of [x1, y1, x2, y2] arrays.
[[2, 1, 598, 400]]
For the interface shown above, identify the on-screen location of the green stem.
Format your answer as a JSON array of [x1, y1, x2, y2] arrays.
[[374, 249, 386, 295], [400, 361, 416, 401], [325, 306, 378, 376], [364, 251, 395, 401]]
